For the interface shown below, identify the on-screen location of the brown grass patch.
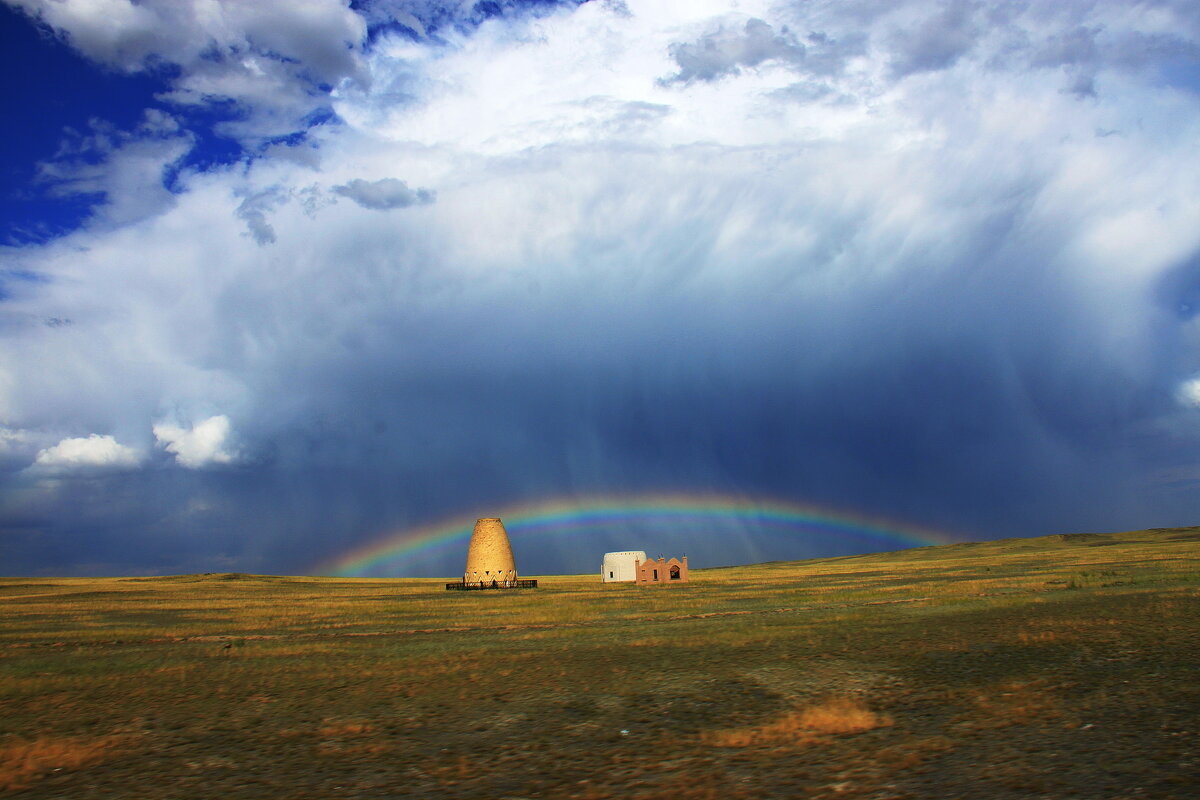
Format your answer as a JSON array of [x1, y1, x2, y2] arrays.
[[0, 735, 130, 791], [800, 696, 893, 733], [318, 721, 373, 737], [704, 697, 893, 747]]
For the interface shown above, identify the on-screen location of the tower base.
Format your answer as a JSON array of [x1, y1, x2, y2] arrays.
[[446, 579, 538, 591]]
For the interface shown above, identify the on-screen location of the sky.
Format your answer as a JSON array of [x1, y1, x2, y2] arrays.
[[2, 0, 1200, 578]]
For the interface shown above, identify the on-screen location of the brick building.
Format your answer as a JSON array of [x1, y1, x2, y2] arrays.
[[634, 555, 688, 585]]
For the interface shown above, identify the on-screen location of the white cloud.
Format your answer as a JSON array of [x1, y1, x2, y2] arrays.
[[10, 0, 367, 143], [1177, 378, 1200, 408], [36, 111, 192, 227], [29, 433, 141, 473], [10, 0, 366, 79], [153, 416, 238, 468]]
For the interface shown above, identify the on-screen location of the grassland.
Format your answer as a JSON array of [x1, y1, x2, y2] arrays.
[[2, 527, 1198, 799]]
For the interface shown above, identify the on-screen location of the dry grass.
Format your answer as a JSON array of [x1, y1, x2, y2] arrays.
[[704, 697, 893, 747], [317, 721, 373, 737], [0, 527, 1196, 798], [799, 696, 894, 733], [962, 680, 1062, 731], [0, 735, 131, 791], [1015, 629, 1071, 644]]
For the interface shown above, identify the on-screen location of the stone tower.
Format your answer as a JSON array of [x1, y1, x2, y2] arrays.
[[464, 518, 518, 587]]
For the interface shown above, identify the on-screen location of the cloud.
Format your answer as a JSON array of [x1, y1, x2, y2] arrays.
[[663, 18, 806, 84], [153, 416, 238, 468], [28, 109, 191, 227], [356, 0, 426, 38], [3, 0, 1200, 575], [1064, 72, 1097, 99], [888, 0, 980, 77], [28, 434, 141, 473], [1177, 378, 1200, 407], [0, 427, 40, 470], [9, 0, 367, 144], [235, 188, 286, 245], [1031, 26, 1101, 69], [332, 178, 435, 210], [10, 0, 366, 84], [1028, 23, 1200, 98]]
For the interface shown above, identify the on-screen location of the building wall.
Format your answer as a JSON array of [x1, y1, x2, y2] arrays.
[[464, 518, 518, 587], [601, 551, 647, 582], [634, 556, 689, 585]]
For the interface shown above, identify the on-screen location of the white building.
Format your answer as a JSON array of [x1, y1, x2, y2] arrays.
[[601, 550, 647, 583]]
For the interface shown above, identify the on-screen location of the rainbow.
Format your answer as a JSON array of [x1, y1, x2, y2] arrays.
[[312, 493, 960, 577]]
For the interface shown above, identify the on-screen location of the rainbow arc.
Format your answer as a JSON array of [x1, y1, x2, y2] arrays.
[[313, 493, 958, 577]]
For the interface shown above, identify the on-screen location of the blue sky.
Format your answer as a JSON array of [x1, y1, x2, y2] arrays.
[[2, 0, 1200, 577]]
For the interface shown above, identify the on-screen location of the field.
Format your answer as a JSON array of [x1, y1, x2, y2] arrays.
[[2, 528, 1199, 799]]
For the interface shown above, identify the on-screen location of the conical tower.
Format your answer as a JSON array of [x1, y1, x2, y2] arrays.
[[464, 518, 517, 587]]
